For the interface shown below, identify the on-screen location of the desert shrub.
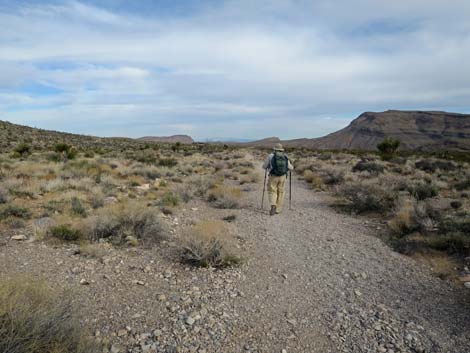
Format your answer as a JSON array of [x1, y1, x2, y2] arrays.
[[352, 160, 384, 174], [415, 159, 457, 173], [83, 150, 95, 158], [338, 182, 397, 213], [426, 233, 470, 256], [407, 182, 438, 200], [377, 137, 400, 160], [303, 170, 323, 189], [82, 203, 166, 244], [158, 158, 178, 167], [71, 197, 87, 217], [181, 220, 241, 268], [454, 178, 470, 191], [207, 185, 241, 209], [439, 216, 470, 235], [49, 224, 82, 241], [0, 276, 100, 353], [450, 200, 462, 209], [223, 214, 237, 222], [189, 176, 217, 197], [388, 199, 437, 236], [160, 191, 180, 207], [90, 193, 105, 209], [13, 143, 32, 157], [0, 187, 9, 204], [318, 153, 332, 160], [51, 143, 77, 161], [0, 204, 32, 219], [322, 168, 345, 185]]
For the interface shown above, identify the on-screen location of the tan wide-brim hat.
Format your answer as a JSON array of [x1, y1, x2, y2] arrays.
[[273, 143, 284, 151]]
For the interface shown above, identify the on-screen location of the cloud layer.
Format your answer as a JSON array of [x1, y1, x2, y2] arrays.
[[0, 0, 469, 139]]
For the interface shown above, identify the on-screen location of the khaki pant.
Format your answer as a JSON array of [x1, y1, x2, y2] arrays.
[[267, 174, 287, 212]]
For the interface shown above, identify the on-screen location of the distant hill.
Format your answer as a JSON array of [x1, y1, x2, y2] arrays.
[[0, 120, 191, 152], [137, 135, 194, 144], [244, 110, 470, 151]]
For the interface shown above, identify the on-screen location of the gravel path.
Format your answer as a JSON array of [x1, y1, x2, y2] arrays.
[[1, 162, 469, 353], [230, 170, 470, 353]]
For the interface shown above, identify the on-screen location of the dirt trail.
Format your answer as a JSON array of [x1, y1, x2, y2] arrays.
[[226, 167, 470, 352], [1, 160, 469, 353]]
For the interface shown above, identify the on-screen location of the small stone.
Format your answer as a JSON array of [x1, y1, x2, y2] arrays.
[[354, 290, 362, 296], [282, 274, 288, 279], [153, 329, 162, 337], [158, 294, 167, 301], [186, 317, 196, 325], [110, 345, 121, 353], [117, 329, 127, 337], [287, 319, 297, 326], [464, 282, 470, 289], [133, 280, 145, 286], [282, 350, 287, 353], [11, 235, 27, 241], [104, 196, 118, 204], [79, 279, 90, 285]]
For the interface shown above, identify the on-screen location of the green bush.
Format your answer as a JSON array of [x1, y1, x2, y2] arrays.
[[0, 187, 8, 204], [455, 178, 470, 191], [0, 204, 32, 220], [49, 224, 82, 241], [352, 160, 384, 174], [415, 159, 457, 173], [377, 137, 400, 160], [0, 276, 100, 353], [14, 143, 32, 157], [71, 197, 87, 217], [338, 182, 397, 213], [160, 192, 180, 207], [407, 182, 438, 200], [158, 158, 178, 167]]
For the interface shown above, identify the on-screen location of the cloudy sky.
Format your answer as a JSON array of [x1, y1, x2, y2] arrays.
[[0, 0, 469, 140]]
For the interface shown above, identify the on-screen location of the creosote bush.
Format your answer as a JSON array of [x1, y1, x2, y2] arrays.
[[49, 224, 82, 241], [0, 276, 100, 353], [338, 182, 397, 213]]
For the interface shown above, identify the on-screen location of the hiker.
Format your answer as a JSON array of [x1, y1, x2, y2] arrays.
[[262, 143, 294, 215]]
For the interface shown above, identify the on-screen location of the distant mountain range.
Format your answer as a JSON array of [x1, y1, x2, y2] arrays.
[[238, 110, 470, 151], [137, 135, 194, 144], [1, 110, 469, 152]]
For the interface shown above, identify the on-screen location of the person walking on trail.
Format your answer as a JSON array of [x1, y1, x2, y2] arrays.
[[262, 143, 294, 215]]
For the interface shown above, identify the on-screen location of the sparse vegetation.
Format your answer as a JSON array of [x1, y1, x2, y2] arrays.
[[49, 224, 82, 241], [0, 276, 100, 353], [181, 220, 241, 268]]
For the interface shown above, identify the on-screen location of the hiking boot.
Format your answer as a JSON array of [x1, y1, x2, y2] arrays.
[[270, 205, 276, 216]]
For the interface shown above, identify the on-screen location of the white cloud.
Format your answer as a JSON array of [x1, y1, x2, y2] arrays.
[[0, 0, 469, 138]]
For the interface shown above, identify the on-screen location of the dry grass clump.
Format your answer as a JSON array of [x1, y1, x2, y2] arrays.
[[181, 220, 241, 268], [0, 276, 100, 353], [207, 185, 242, 209], [81, 202, 166, 245], [388, 199, 437, 236], [303, 170, 324, 190]]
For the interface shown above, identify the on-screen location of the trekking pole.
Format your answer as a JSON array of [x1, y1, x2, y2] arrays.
[[289, 171, 292, 210], [261, 169, 267, 209]]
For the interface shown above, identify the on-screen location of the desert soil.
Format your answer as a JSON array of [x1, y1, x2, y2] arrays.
[[1, 159, 469, 353]]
